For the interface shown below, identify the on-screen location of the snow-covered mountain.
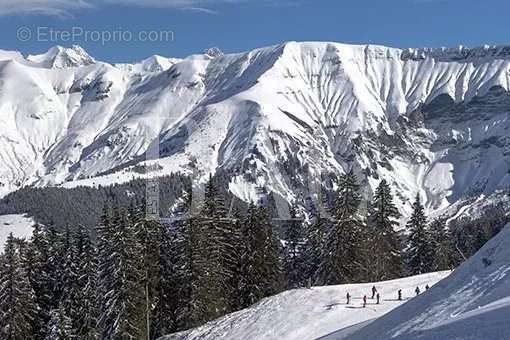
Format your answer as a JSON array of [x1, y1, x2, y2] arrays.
[[1, 42, 509, 218], [346, 223, 510, 340], [27, 45, 96, 68]]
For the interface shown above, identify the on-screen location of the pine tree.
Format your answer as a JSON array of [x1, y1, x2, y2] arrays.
[[131, 202, 162, 340], [405, 194, 433, 275], [45, 225, 66, 310], [0, 234, 37, 340], [181, 216, 210, 328], [238, 203, 267, 308], [153, 189, 191, 333], [97, 207, 145, 339], [73, 228, 100, 340], [152, 222, 177, 337], [27, 224, 53, 340], [317, 169, 365, 284], [429, 218, 453, 271], [45, 304, 73, 340], [302, 213, 327, 285], [369, 180, 403, 281], [226, 210, 243, 311], [260, 205, 283, 296], [60, 226, 79, 325], [193, 174, 235, 320], [283, 204, 305, 289]]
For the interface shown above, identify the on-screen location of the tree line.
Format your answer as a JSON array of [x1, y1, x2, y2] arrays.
[[0, 171, 507, 339], [0, 174, 190, 229]]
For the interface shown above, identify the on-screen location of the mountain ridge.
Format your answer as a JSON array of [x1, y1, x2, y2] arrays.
[[0, 41, 509, 220]]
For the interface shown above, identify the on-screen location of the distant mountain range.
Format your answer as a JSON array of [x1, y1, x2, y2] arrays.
[[1, 42, 509, 220]]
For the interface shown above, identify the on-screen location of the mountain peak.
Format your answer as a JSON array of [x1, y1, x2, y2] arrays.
[[204, 47, 224, 58], [27, 45, 96, 69], [140, 54, 180, 72]]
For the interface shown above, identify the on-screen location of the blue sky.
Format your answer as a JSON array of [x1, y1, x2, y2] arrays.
[[0, 0, 509, 63]]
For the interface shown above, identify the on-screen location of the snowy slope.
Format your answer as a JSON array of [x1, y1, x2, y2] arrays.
[[0, 42, 509, 219], [161, 271, 450, 340], [346, 224, 510, 340], [0, 214, 35, 250]]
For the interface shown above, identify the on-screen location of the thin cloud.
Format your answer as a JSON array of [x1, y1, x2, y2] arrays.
[[104, 0, 277, 14], [0, 0, 94, 16], [0, 0, 285, 16]]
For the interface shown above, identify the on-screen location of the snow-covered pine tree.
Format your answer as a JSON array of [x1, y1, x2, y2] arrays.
[[130, 202, 163, 340], [405, 194, 433, 275], [0, 234, 37, 340], [429, 218, 453, 271], [45, 225, 66, 310], [258, 205, 283, 296], [216, 213, 242, 313], [96, 204, 113, 328], [73, 227, 99, 340], [317, 169, 365, 285], [283, 203, 306, 289], [302, 212, 328, 285], [60, 226, 79, 327], [44, 304, 73, 340], [16, 237, 41, 338], [238, 203, 267, 309], [181, 216, 210, 328], [97, 207, 145, 339], [27, 224, 53, 340], [157, 182, 211, 330], [369, 180, 403, 281], [153, 187, 192, 334], [194, 174, 235, 319], [152, 221, 177, 337], [225, 209, 243, 311]]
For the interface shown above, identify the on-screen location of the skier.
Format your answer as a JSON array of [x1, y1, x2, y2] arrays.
[[415, 286, 421, 296], [425, 284, 430, 291], [346, 292, 351, 305], [363, 295, 367, 308], [376, 293, 380, 304], [398, 289, 402, 301], [371, 285, 377, 299]]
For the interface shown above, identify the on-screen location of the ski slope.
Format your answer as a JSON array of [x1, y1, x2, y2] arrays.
[[346, 223, 510, 340], [161, 271, 450, 340]]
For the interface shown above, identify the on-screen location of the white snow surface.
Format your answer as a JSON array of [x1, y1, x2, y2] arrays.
[[161, 271, 450, 340], [346, 223, 510, 340], [0, 42, 510, 219], [0, 214, 35, 250]]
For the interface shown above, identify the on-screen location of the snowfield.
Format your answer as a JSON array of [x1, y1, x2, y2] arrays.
[[347, 223, 510, 340], [0, 214, 35, 250], [161, 271, 450, 340]]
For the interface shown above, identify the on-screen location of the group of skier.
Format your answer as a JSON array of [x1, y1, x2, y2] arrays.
[[345, 286, 380, 307], [345, 284, 431, 307], [415, 284, 430, 296]]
